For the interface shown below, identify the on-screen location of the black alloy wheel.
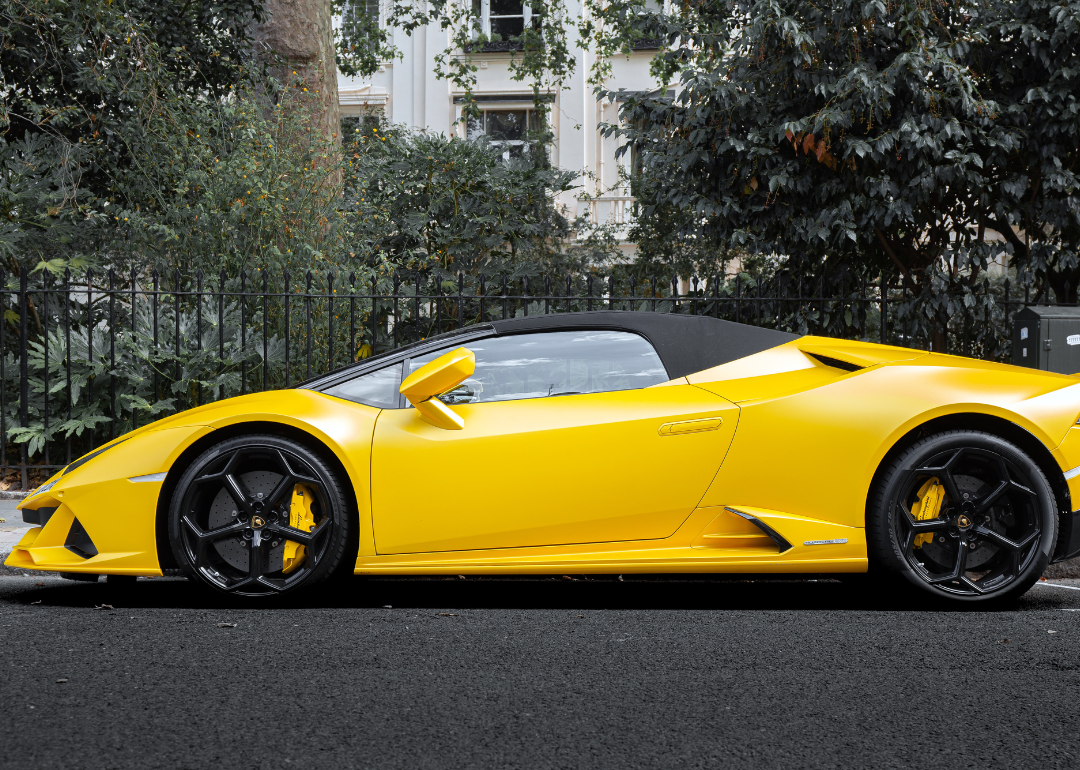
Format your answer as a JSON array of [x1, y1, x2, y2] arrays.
[[869, 430, 1057, 603], [169, 435, 353, 597]]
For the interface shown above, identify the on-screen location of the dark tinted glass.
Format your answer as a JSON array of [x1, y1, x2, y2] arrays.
[[407, 330, 668, 404], [486, 110, 526, 140], [490, 16, 524, 38], [490, 0, 523, 14], [324, 362, 401, 408]]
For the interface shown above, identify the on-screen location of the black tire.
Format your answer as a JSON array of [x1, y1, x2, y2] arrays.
[[868, 430, 1057, 604], [168, 434, 353, 597]]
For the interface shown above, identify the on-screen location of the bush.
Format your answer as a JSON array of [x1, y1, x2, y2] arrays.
[[5, 281, 285, 460]]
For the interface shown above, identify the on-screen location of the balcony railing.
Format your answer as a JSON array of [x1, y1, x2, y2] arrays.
[[588, 196, 635, 226]]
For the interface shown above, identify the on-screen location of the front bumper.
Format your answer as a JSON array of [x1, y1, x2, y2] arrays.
[[5, 426, 211, 575]]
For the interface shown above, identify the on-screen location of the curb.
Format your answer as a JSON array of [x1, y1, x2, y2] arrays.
[[0, 491, 28, 500]]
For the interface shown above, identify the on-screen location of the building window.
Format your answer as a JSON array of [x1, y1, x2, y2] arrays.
[[341, 0, 383, 52], [488, 0, 528, 39], [342, 113, 382, 136], [471, 1, 535, 44], [345, 0, 380, 25], [467, 108, 541, 161]]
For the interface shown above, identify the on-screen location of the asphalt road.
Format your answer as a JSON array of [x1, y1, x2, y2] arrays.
[[1, 575, 1079, 770]]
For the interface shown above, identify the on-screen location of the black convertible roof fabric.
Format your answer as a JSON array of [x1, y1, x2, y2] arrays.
[[302, 311, 799, 391], [489, 311, 799, 379]]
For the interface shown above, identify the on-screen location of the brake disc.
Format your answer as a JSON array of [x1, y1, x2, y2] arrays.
[[207, 471, 287, 572], [917, 475, 1003, 570]]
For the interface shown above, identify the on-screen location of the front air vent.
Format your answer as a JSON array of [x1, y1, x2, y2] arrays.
[[64, 517, 98, 559], [23, 506, 57, 526], [805, 353, 864, 372]]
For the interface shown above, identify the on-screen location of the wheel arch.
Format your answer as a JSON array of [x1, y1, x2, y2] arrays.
[[865, 411, 1072, 562], [154, 420, 361, 573]]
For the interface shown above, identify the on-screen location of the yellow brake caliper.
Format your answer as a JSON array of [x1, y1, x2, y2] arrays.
[[913, 477, 945, 548], [282, 484, 317, 574]]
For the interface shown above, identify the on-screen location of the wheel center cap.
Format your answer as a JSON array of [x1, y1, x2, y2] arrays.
[[251, 515, 266, 529], [957, 514, 973, 530]]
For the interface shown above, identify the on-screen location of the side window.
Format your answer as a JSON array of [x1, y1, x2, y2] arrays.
[[406, 330, 668, 405], [324, 362, 402, 408]]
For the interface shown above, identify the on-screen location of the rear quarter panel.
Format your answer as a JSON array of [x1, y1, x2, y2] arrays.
[[691, 352, 1080, 529]]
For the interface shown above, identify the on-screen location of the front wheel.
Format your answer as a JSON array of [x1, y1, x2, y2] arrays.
[[168, 435, 353, 597], [868, 430, 1057, 603]]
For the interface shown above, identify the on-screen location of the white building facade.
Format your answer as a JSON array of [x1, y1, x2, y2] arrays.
[[337, 1, 664, 251]]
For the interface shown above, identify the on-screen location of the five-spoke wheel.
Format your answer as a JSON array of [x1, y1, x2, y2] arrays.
[[870, 430, 1057, 602], [168, 435, 352, 597]]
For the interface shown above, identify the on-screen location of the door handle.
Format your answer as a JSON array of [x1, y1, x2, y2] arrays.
[[658, 417, 723, 436]]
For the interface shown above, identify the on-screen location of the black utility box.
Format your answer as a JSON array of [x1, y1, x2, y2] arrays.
[[1013, 305, 1080, 373]]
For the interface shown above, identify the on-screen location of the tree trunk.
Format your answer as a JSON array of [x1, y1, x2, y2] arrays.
[[254, 0, 341, 150]]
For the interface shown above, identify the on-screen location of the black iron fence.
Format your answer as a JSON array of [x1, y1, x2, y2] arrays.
[[0, 265, 1049, 489]]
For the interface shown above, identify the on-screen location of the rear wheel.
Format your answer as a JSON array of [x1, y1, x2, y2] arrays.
[[168, 435, 353, 597], [868, 431, 1057, 603]]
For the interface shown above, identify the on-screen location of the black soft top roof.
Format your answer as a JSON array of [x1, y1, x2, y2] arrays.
[[488, 312, 798, 379], [303, 311, 797, 390]]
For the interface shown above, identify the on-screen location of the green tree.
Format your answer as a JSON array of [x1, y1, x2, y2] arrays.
[[344, 125, 603, 276], [589, 0, 1080, 348], [118, 80, 352, 278], [0, 0, 265, 274], [974, 0, 1080, 302]]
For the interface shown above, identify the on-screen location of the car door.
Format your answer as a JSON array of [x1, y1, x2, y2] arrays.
[[369, 329, 740, 554]]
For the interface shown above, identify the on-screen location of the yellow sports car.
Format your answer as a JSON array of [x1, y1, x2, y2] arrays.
[[8, 311, 1080, 603]]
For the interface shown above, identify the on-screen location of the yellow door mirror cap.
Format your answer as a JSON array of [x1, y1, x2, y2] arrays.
[[400, 347, 476, 404]]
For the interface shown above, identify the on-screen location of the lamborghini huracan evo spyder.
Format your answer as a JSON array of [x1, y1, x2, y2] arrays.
[[9, 311, 1080, 603]]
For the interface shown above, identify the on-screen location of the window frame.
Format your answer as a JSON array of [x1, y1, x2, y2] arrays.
[[466, 105, 542, 161], [399, 328, 670, 408], [322, 360, 404, 409], [308, 326, 671, 409], [301, 325, 495, 393], [344, 0, 382, 28], [473, 0, 533, 41]]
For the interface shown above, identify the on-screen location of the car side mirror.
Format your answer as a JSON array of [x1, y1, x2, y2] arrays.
[[399, 347, 476, 430]]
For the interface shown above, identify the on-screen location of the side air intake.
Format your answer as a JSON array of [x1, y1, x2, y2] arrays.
[[724, 507, 794, 553], [64, 517, 99, 559]]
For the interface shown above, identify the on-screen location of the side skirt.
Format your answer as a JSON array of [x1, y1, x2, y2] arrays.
[[355, 512, 867, 575]]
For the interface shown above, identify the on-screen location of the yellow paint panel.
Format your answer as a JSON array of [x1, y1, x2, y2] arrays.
[[414, 396, 466, 430], [687, 343, 848, 403], [371, 385, 740, 553], [353, 503, 866, 574]]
